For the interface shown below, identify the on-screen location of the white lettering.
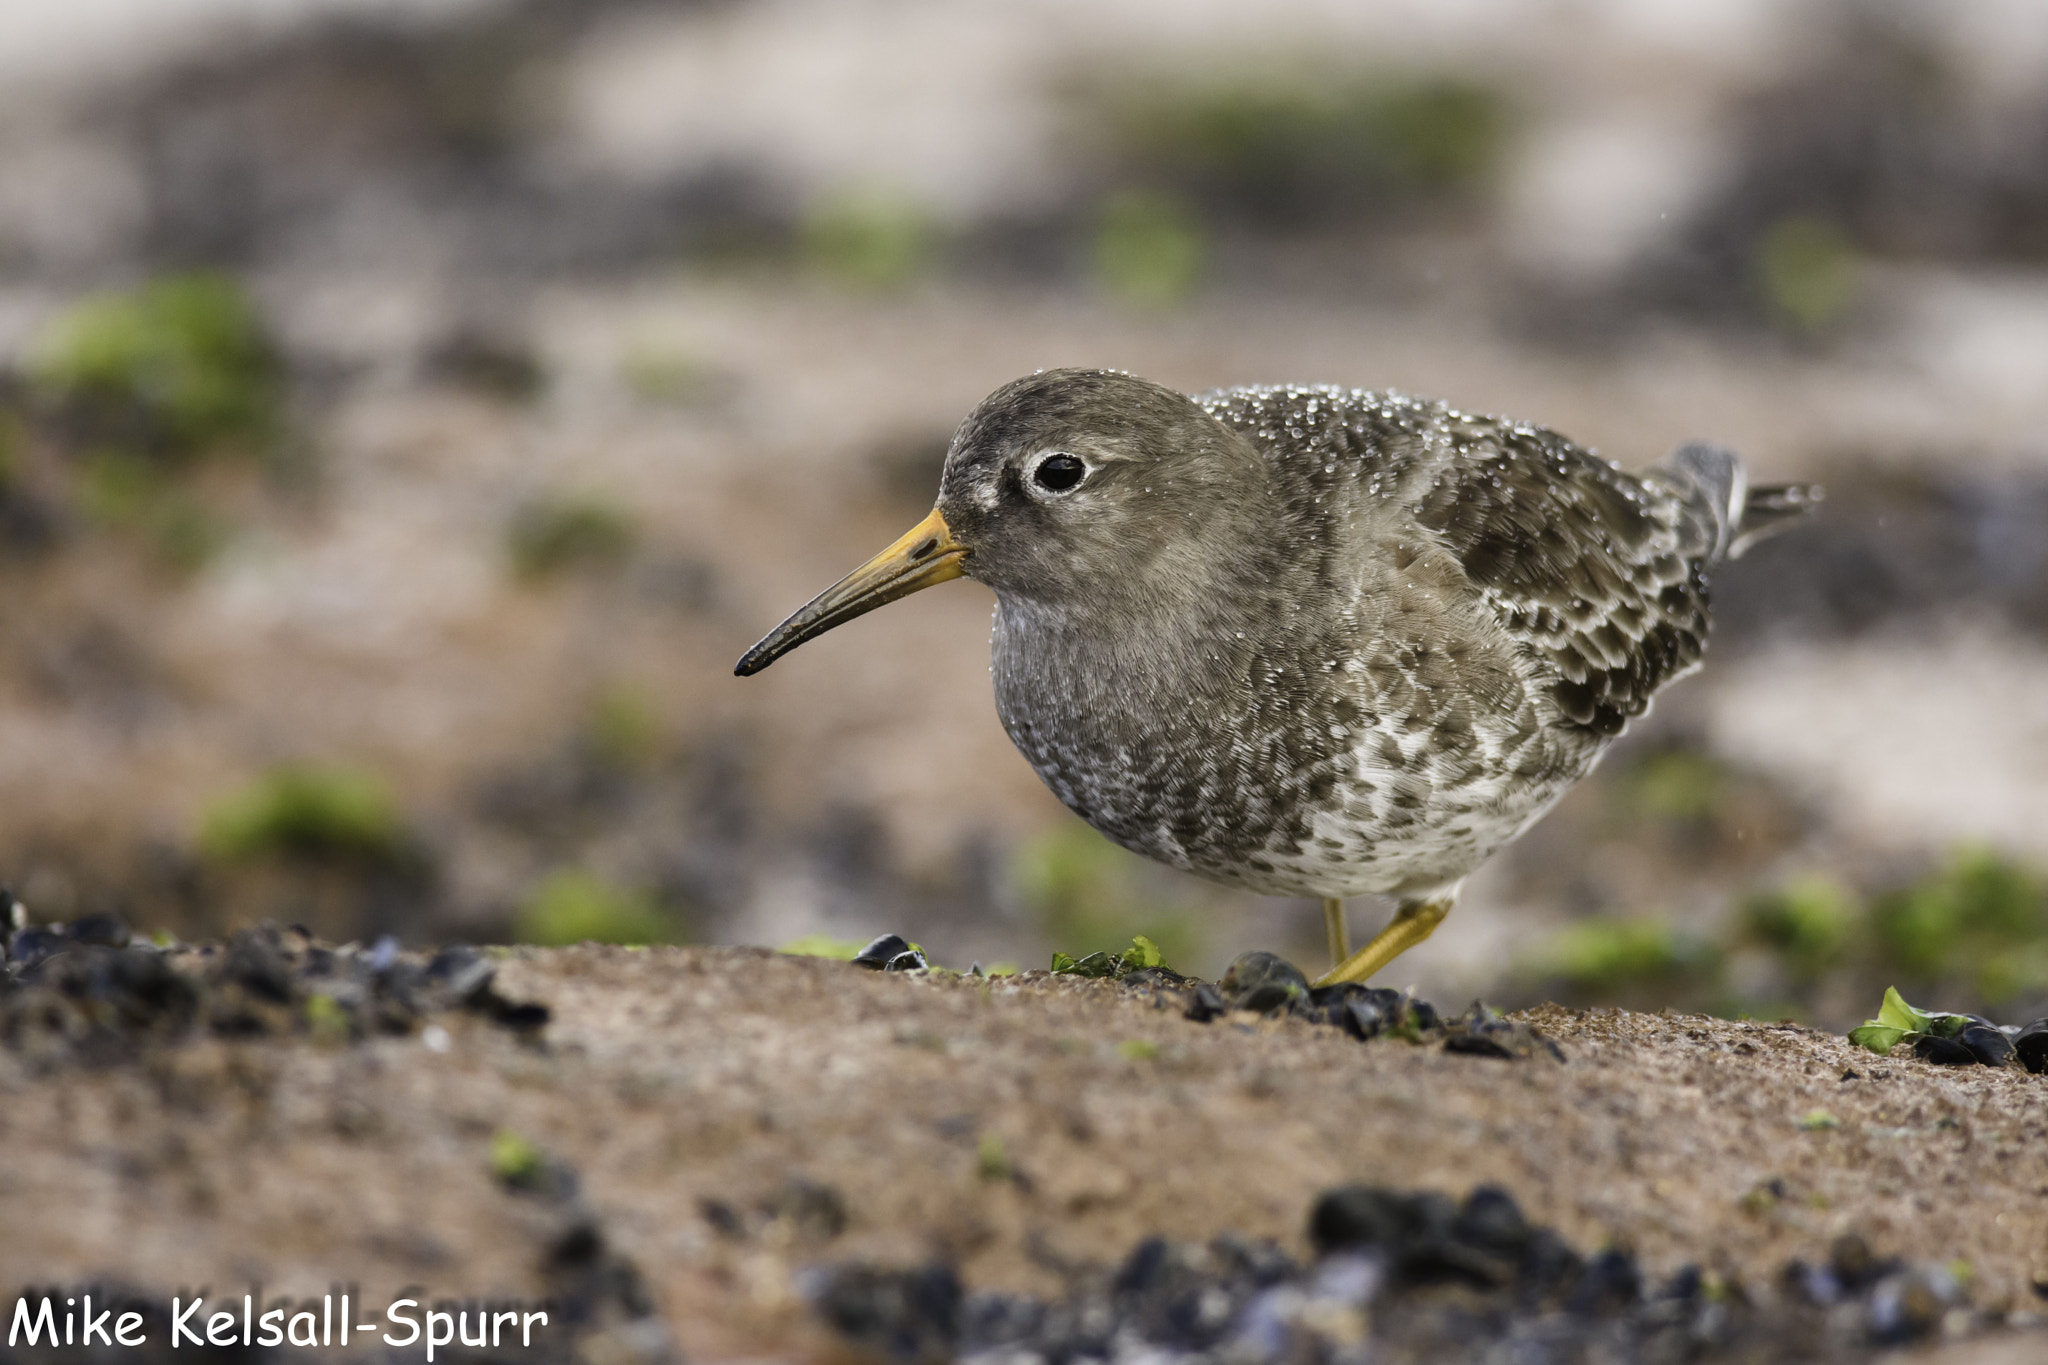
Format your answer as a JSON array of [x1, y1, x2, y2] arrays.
[[460, 1311, 486, 1347], [258, 1308, 283, 1347], [208, 1311, 237, 1345], [171, 1297, 205, 1347], [493, 1310, 519, 1347], [524, 1311, 548, 1347], [82, 1296, 112, 1346], [426, 1309, 454, 1362], [116, 1311, 145, 1346], [288, 1312, 318, 1347], [385, 1300, 420, 1347], [9, 1298, 56, 1348]]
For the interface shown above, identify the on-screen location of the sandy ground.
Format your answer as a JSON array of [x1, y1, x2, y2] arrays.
[[5, 943, 2045, 1360]]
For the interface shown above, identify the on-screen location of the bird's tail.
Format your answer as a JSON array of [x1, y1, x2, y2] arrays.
[[1657, 442, 1821, 562]]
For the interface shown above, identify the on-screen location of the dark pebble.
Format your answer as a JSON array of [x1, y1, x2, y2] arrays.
[[226, 932, 294, 1004], [699, 1198, 747, 1240], [64, 913, 132, 948], [1445, 1032, 1517, 1059], [771, 1177, 849, 1242], [1184, 982, 1228, 1023], [1451, 1184, 1531, 1257], [1785, 1258, 1841, 1306], [1311, 1184, 1552, 1290], [545, 1220, 607, 1272], [1209, 1231, 1298, 1288], [489, 1001, 552, 1031], [425, 944, 481, 981], [1220, 951, 1308, 1013], [6, 926, 67, 971], [1519, 1228, 1587, 1300], [1113, 1236, 1171, 1295], [2015, 1019, 2048, 1074], [1829, 1233, 1898, 1294], [1959, 1023, 2014, 1068], [810, 1263, 962, 1363], [1566, 1248, 1643, 1317], [1912, 1034, 1978, 1067], [1865, 1268, 1952, 1345], [1662, 1264, 1704, 1302], [1310, 1184, 1428, 1257]]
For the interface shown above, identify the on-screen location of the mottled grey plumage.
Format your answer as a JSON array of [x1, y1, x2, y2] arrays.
[[736, 367, 1815, 978], [940, 370, 1809, 902]]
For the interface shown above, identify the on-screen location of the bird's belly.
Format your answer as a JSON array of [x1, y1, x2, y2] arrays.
[[994, 675, 1593, 901]]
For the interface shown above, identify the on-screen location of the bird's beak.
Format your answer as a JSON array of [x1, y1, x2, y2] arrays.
[[733, 508, 969, 676]]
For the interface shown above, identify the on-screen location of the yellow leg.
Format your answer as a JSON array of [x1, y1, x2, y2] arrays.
[[1323, 897, 1349, 967], [1312, 897, 1453, 987]]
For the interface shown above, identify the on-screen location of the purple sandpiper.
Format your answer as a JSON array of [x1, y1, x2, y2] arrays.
[[736, 369, 1816, 984]]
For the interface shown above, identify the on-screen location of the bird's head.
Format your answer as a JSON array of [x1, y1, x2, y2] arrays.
[[734, 368, 1270, 676]]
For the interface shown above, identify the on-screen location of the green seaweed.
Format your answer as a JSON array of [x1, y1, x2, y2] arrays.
[[507, 494, 636, 582], [802, 187, 939, 290], [1107, 68, 1506, 223], [1537, 918, 1721, 992], [489, 1131, 547, 1190], [585, 684, 663, 771], [778, 934, 867, 961], [201, 765, 407, 866], [1847, 986, 1972, 1056], [1870, 847, 2047, 996], [514, 869, 679, 947], [1742, 876, 1852, 978], [1092, 191, 1206, 306], [1754, 218, 1859, 332], [31, 273, 280, 462], [1051, 935, 1172, 979]]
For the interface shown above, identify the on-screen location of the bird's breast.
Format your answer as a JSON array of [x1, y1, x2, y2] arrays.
[[987, 594, 1596, 898]]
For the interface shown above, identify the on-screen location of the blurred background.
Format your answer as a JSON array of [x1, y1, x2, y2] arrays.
[[1, 0, 2046, 1029]]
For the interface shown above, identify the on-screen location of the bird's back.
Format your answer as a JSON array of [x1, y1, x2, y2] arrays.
[[1197, 384, 1753, 738]]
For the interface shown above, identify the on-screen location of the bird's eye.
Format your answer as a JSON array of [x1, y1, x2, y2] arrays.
[[1032, 453, 1086, 493]]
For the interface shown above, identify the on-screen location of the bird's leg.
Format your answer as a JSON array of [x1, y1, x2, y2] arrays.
[[1311, 896, 1453, 987], [1322, 897, 1349, 967]]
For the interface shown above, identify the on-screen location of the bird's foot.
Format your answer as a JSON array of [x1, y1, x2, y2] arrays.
[[1312, 897, 1452, 988]]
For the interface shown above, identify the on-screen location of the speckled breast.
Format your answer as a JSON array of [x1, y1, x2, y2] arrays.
[[990, 605, 1601, 903]]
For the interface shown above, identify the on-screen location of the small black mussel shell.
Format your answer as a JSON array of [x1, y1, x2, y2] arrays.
[[1912, 1034, 1978, 1067], [1959, 1023, 2014, 1068], [1183, 982, 1229, 1023], [852, 934, 927, 972], [2014, 1020, 2048, 1075], [1220, 951, 1309, 1013], [1308, 981, 1403, 1039]]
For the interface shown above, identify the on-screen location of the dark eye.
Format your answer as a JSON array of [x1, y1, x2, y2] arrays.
[[1032, 453, 1086, 493]]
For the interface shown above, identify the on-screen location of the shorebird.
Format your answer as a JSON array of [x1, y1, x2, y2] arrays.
[[736, 369, 1814, 985]]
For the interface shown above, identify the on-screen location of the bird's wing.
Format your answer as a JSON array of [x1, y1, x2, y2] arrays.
[[1402, 414, 1715, 737], [1197, 386, 1715, 737]]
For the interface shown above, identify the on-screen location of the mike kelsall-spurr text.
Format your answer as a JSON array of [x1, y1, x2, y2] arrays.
[[10, 1291, 551, 1357]]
